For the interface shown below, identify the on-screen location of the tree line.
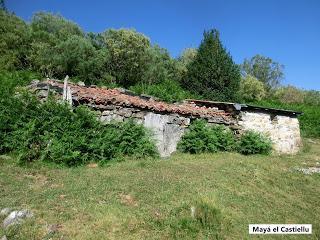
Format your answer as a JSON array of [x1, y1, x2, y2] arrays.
[[1, 9, 319, 105]]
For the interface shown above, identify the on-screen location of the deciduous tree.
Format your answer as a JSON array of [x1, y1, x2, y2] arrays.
[[101, 29, 151, 87], [0, 10, 30, 70], [29, 12, 85, 77], [241, 54, 284, 90]]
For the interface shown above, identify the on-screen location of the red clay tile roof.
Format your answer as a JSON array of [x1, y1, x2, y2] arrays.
[[34, 80, 231, 119]]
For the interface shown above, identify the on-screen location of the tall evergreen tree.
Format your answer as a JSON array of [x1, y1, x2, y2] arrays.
[[184, 29, 240, 101]]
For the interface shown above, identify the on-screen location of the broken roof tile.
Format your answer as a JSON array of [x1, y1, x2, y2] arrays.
[[32, 80, 231, 120]]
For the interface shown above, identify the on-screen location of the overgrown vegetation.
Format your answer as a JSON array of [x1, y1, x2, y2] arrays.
[[0, 71, 158, 166], [238, 75, 266, 101], [1, 99, 158, 166], [0, 70, 40, 151], [0, 10, 182, 92], [237, 131, 272, 155], [178, 120, 271, 155], [0, 6, 319, 166], [178, 120, 222, 154]]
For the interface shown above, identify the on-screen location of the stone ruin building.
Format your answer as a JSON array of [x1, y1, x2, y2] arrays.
[[29, 79, 302, 157]]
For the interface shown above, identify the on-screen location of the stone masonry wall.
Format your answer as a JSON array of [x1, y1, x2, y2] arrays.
[[91, 103, 235, 157], [95, 105, 192, 157], [30, 80, 302, 156], [238, 111, 301, 154]]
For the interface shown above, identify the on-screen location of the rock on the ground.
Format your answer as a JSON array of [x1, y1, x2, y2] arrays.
[[0, 208, 12, 217], [1, 235, 7, 240], [295, 167, 320, 175], [2, 210, 33, 229]]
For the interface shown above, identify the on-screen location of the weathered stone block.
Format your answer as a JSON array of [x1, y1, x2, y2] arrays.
[[118, 108, 132, 117], [104, 105, 116, 110], [133, 111, 145, 119], [144, 112, 185, 157], [101, 110, 112, 116]]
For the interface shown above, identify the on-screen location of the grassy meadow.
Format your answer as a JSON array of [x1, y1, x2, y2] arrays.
[[0, 139, 320, 240]]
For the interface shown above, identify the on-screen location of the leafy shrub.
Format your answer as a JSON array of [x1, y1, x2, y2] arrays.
[[238, 75, 266, 101], [297, 105, 320, 138], [177, 120, 236, 154], [177, 120, 218, 154], [303, 90, 320, 106], [273, 85, 304, 104], [237, 131, 272, 155], [0, 87, 158, 165], [0, 70, 39, 153], [0, 70, 39, 94], [211, 125, 237, 152], [178, 120, 272, 155]]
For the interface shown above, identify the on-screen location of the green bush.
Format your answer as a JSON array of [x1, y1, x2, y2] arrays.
[[178, 120, 272, 155], [237, 131, 272, 155], [177, 120, 236, 154], [212, 125, 237, 152], [0, 70, 40, 153], [0, 87, 158, 165], [303, 90, 320, 106], [238, 75, 266, 101], [0, 70, 39, 94], [273, 85, 304, 104]]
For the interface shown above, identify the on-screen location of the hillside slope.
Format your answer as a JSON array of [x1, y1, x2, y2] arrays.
[[0, 140, 319, 239]]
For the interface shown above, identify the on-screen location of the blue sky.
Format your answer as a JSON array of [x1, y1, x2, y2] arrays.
[[7, 0, 320, 90]]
